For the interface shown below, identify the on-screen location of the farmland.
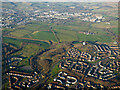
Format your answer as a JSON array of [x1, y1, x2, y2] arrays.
[[3, 18, 117, 43]]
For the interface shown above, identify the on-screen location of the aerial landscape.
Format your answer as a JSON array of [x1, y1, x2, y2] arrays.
[[2, 2, 120, 89]]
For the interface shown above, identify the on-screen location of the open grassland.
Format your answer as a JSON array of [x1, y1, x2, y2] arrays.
[[12, 44, 42, 66], [3, 18, 117, 43], [91, 2, 118, 17], [9, 21, 50, 38], [48, 63, 62, 83], [3, 36, 51, 70], [2, 28, 14, 32], [3, 37, 22, 48], [3, 37, 50, 49], [15, 44, 41, 57], [110, 21, 118, 27], [55, 29, 78, 42], [92, 22, 111, 29], [10, 29, 31, 38], [22, 22, 50, 31], [53, 24, 71, 31], [88, 28, 108, 35], [92, 8, 115, 13], [51, 63, 61, 76], [30, 31, 57, 42], [111, 28, 118, 35], [92, 21, 118, 29], [77, 33, 112, 42], [21, 45, 39, 57], [53, 20, 90, 32]]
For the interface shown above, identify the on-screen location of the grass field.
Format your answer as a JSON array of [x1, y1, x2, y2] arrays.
[[2, 28, 14, 32], [9, 21, 50, 38], [3, 36, 51, 69], [51, 63, 61, 76], [3, 37, 50, 49], [16, 44, 41, 56], [92, 22, 111, 29], [53, 20, 90, 32], [10, 29, 31, 38], [110, 21, 118, 27], [111, 28, 118, 35], [3, 37, 22, 48], [77, 33, 112, 42], [30, 31, 57, 42], [22, 22, 50, 31], [91, 2, 118, 18], [13, 44, 42, 66], [3, 18, 116, 43], [55, 29, 78, 42]]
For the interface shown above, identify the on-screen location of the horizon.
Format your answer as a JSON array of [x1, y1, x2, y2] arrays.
[[1, 0, 120, 2]]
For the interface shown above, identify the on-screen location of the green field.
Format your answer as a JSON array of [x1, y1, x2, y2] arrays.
[[30, 31, 57, 42], [3, 36, 51, 69], [9, 21, 50, 38], [21, 22, 50, 31], [12, 44, 42, 66], [3, 37, 50, 49], [92, 22, 111, 29], [3, 18, 117, 43], [10, 29, 31, 37], [55, 29, 78, 42], [3, 37, 22, 48], [51, 63, 61, 76], [77, 33, 112, 42], [111, 28, 118, 35], [53, 20, 90, 32]]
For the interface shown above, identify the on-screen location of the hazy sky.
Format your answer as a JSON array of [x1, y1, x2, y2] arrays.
[[1, 0, 120, 2]]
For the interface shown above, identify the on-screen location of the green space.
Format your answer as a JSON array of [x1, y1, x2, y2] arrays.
[[3, 37, 22, 48], [13, 44, 42, 66], [111, 28, 118, 35], [92, 8, 113, 13], [88, 28, 107, 35], [10, 29, 31, 38], [48, 63, 62, 83], [9, 22, 50, 38], [92, 22, 111, 29], [16, 44, 41, 57], [30, 31, 57, 42], [2, 28, 14, 32], [53, 21, 90, 32], [110, 20, 118, 27], [3, 37, 50, 49], [55, 29, 78, 42], [19, 22, 50, 31], [3, 19, 116, 43], [77, 33, 112, 42], [51, 63, 61, 76]]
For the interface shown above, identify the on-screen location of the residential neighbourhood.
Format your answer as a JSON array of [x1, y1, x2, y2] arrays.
[[4, 41, 120, 89], [2, 5, 106, 29], [6, 71, 41, 89]]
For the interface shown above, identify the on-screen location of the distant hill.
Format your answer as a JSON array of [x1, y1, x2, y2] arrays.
[[1, 0, 119, 2]]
